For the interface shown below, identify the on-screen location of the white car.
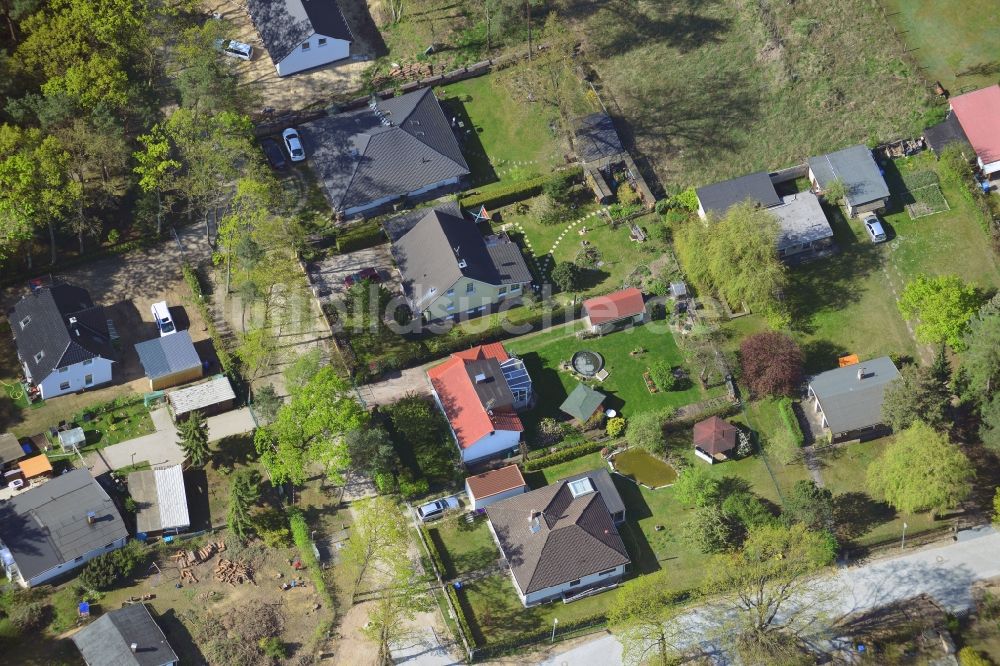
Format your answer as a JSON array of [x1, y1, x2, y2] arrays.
[[416, 497, 460, 522], [863, 214, 887, 243], [151, 301, 176, 336], [215, 38, 253, 61], [283, 128, 305, 162]]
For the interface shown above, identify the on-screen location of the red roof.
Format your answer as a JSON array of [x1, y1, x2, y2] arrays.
[[582, 287, 645, 325], [465, 464, 526, 499], [693, 416, 738, 455], [427, 344, 523, 449], [951, 85, 1000, 166]]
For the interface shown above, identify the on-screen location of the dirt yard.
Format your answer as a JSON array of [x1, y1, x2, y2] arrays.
[[204, 0, 380, 112], [0, 226, 217, 437]]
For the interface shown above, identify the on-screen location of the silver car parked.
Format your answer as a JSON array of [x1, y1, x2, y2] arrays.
[[863, 214, 887, 243], [416, 496, 460, 522]]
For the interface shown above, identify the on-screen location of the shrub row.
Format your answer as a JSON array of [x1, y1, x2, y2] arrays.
[[288, 509, 334, 607], [420, 525, 448, 579], [446, 584, 476, 653], [182, 264, 238, 379], [471, 613, 607, 661], [523, 441, 605, 471], [458, 168, 584, 211], [778, 397, 805, 447], [336, 220, 386, 253]]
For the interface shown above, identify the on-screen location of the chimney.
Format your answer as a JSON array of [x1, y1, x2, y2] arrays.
[[86, 511, 96, 525], [857, 367, 867, 381], [130, 643, 138, 653], [528, 510, 541, 534]]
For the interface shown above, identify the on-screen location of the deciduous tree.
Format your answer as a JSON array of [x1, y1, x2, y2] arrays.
[[346, 426, 399, 478], [608, 571, 689, 665], [784, 480, 833, 531], [342, 496, 410, 593], [867, 421, 974, 515], [739, 331, 804, 398], [625, 410, 666, 454], [898, 274, 981, 350], [550, 260, 580, 292], [384, 395, 454, 481]]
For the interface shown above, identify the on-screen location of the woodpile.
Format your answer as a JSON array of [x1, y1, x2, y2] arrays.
[[180, 568, 198, 584], [168, 541, 227, 569], [215, 558, 255, 586]]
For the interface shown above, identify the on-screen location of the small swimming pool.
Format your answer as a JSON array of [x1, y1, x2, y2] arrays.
[[571, 350, 605, 377], [611, 449, 678, 488]]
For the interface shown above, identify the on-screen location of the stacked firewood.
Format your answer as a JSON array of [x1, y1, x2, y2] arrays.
[[215, 558, 256, 586]]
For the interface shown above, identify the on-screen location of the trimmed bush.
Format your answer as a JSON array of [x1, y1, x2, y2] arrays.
[[648, 361, 678, 392], [447, 584, 476, 649], [421, 526, 448, 578], [459, 168, 584, 210], [778, 397, 805, 447], [336, 220, 385, 253], [523, 441, 605, 471], [472, 613, 607, 660]]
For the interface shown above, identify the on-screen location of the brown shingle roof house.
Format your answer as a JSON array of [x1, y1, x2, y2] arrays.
[[485, 469, 630, 606], [465, 464, 527, 511]]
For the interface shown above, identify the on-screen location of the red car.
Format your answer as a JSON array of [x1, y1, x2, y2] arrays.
[[343, 267, 380, 288]]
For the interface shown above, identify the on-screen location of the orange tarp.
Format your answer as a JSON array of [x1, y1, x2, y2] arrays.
[[19, 455, 53, 478], [838, 354, 860, 368]]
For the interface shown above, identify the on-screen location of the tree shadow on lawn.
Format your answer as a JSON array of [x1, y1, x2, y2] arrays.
[[576, 266, 611, 291], [801, 339, 850, 375], [428, 526, 497, 580], [439, 98, 499, 188], [210, 434, 258, 470], [460, 575, 546, 647], [156, 608, 209, 665], [833, 491, 897, 541]]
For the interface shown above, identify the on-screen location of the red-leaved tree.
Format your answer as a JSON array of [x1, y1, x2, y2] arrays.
[[739, 332, 804, 398]]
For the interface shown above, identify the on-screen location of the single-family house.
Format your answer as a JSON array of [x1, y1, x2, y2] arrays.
[[807, 356, 900, 442], [390, 204, 532, 322], [695, 171, 782, 219], [128, 465, 191, 537], [72, 603, 179, 666], [301, 88, 470, 218], [808, 145, 890, 217], [582, 287, 646, 334], [465, 464, 527, 511], [0, 468, 128, 587], [693, 416, 739, 464], [485, 468, 630, 606], [768, 192, 834, 260], [10, 284, 114, 399], [949, 84, 1000, 180], [559, 383, 606, 424], [135, 331, 203, 391], [427, 343, 532, 464], [246, 0, 352, 77], [167, 375, 236, 422]]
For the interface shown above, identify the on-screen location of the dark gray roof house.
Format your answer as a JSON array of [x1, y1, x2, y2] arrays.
[[10, 284, 114, 387], [807, 356, 901, 438], [0, 432, 26, 469], [808, 145, 890, 215], [392, 205, 532, 319], [924, 112, 971, 156], [574, 113, 626, 164], [696, 171, 782, 218], [72, 603, 179, 666], [246, 0, 353, 76], [300, 89, 469, 217], [486, 469, 629, 604], [0, 469, 128, 586]]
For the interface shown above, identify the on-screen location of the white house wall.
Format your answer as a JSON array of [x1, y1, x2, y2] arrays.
[[38, 357, 113, 399], [275, 33, 350, 76], [20, 536, 126, 588], [462, 430, 520, 464], [521, 565, 626, 606], [468, 484, 526, 511]]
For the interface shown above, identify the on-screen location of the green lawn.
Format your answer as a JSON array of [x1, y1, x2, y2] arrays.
[[426, 517, 498, 579], [880, 0, 1000, 92], [438, 75, 567, 188], [506, 322, 718, 435], [591, 0, 930, 189]]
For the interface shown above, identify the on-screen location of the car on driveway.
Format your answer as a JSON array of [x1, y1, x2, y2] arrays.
[[214, 38, 253, 61], [863, 214, 887, 243], [416, 496, 460, 522], [343, 267, 380, 288], [282, 128, 305, 162], [261, 138, 287, 170]]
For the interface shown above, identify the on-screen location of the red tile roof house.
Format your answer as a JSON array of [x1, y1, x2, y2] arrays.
[[427, 343, 533, 465], [950, 85, 1000, 180], [582, 287, 647, 334], [465, 464, 527, 510]]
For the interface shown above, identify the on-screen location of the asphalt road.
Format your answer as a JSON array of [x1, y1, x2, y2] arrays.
[[539, 526, 1000, 666]]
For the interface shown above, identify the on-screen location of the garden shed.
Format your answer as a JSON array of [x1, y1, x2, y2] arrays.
[[559, 383, 606, 424], [168, 375, 236, 422], [465, 464, 527, 510], [134, 331, 203, 390], [693, 416, 738, 463]]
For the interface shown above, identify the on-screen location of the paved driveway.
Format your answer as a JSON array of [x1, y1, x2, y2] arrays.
[[305, 243, 399, 303], [357, 365, 432, 407]]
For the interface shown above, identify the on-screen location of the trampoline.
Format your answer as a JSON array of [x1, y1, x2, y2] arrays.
[[571, 350, 605, 377]]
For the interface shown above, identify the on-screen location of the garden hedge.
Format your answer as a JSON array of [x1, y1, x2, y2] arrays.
[[288, 509, 334, 608], [471, 613, 607, 661], [458, 167, 584, 211], [336, 220, 386, 253], [446, 584, 477, 652], [421, 525, 448, 579], [778, 397, 805, 447], [523, 441, 605, 471]]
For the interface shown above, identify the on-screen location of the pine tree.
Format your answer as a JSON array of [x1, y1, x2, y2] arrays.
[[930, 342, 951, 387], [227, 469, 261, 541], [177, 410, 210, 468]]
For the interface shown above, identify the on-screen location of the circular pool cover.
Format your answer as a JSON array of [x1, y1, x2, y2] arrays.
[[571, 350, 605, 377]]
